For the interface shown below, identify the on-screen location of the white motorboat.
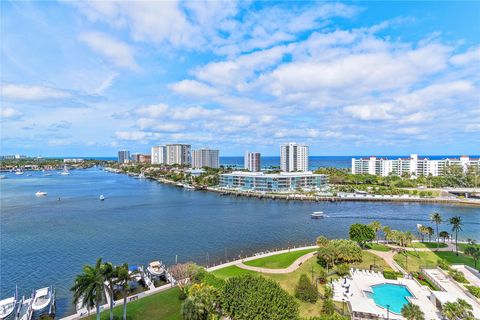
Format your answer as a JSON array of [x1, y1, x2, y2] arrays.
[[15, 171, 24, 175], [0, 175, 7, 179], [147, 261, 165, 277], [35, 191, 47, 197], [59, 165, 70, 175], [31, 287, 52, 313], [43, 173, 51, 176], [311, 211, 328, 219], [99, 195, 105, 201], [0, 296, 16, 320]]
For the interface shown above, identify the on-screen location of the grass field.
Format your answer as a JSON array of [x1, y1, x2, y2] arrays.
[[87, 288, 182, 320], [434, 251, 477, 269], [242, 248, 317, 269], [394, 251, 440, 272], [365, 243, 391, 252], [408, 242, 448, 249], [211, 265, 257, 279], [457, 243, 480, 252]]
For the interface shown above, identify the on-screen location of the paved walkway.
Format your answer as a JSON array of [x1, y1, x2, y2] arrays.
[[236, 251, 317, 274], [386, 242, 456, 252], [367, 249, 405, 273]]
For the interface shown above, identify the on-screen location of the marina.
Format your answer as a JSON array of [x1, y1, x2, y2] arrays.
[[1, 168, 479, 318]]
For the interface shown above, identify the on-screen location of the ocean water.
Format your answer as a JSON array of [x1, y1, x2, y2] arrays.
[[1, 168, 479, 317]]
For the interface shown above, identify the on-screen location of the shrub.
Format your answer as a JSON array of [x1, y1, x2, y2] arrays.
[[466, 285, 480, 298], [335, 264, 350, 276], [295, 274, 318, 303], [438, 259, 451, 271], [222, 274, 299, 320], [192, 268, 225, 289], [449, 270, 467, 283], [383, 270, 401, 280], [322, 298, 335, 315]]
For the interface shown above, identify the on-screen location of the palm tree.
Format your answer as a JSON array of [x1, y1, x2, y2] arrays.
[[449, 216, 463, 256], [103, 262, 118, 320], [442, 299, 474, 320], [401, 302, 425, 320], [116, 263, 136, 320], [71, 258, 106, 320], [369, 221, 382, 243], [430, 212, 442, 250], [439, 231, 449, 243], [426, 227, 434, 243], [464, 246, 480, 269]]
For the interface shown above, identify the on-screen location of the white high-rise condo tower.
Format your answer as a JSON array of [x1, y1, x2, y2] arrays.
[[151, 146, 167, 164], [166, 144, 191, 166], [192, 148, 220, 169], [280, 143, 309, 172], [117, 150, 130, 164], [244, 152, 261, 172]]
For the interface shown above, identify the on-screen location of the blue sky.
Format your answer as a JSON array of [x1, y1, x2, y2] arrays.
[[1, 1, 479, 157]]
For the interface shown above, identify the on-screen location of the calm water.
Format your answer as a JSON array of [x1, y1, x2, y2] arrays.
[[1, 169, 479, 317]]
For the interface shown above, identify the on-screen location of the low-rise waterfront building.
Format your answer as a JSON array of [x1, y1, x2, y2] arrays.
[[118, 150, 130, 164], [151, 146, 167, 164], [244, 152, 261, 172], [192, 148, 219, 169], [166, 144, 191, 166], [280, 143, 309, 172], [219, 171, 328, 192], [352, 154, 480, 177], [63, 158, 84, 163]]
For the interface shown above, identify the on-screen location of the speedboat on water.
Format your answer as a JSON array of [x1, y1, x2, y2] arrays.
[[99, 195, 105, 201], [0, 296, 16, 320], [311, 211, 328, 219], [31, 287, 53, 316], [147, 261, 165, 278], [15, 171, 24, 175], [35, 191, 47, 197]]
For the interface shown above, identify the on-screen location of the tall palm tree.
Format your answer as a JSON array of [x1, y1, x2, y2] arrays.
[[464, 246, 480, 269], [382, 226, 391, 242], [103, 262, 118, 320], [71, 258, 106, 320], [369, 221, 382, 243], [116, 263, 136, 320], [449, 216, 463, 256], [401, 302, 425, 320], [430, 212, 442, 250]]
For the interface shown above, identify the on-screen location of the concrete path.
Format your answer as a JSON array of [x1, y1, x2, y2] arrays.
[[386, 242, 456, 252], [236, 251, 317, 274], [367, 249, 406, 273]]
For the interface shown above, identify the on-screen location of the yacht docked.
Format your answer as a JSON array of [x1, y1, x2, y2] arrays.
[[31, 287, 54, 317], [0, 296, 16, 320], [15, 295, 33, 320], [311, 211, 328, 219], [147, 261, 165, 278]]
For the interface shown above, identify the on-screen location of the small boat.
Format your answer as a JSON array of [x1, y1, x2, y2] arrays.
[[16, 294, 33, 320], [147, 261, 165, 278], [15, 171, 24, 175], [59, 165, 70, 175], [31, 287, 53, 314], [43, 173, 51, 176], [0, 175, 7, 179], [138, 173, 146, 179], [0, 296, 16, 320], [99, 195, 105, 201], [35, 191, 47, 197], [311, 211, 328, 219], [183, 184, 195, 190]]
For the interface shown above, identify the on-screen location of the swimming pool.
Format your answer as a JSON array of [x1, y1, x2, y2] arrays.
[[368, 283, 413, 314]]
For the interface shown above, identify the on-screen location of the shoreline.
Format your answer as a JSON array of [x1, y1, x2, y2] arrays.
[[108, 169, 480, 207]]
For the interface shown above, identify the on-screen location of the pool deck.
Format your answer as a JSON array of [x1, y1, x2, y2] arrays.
[[332, 268, 440, 320]]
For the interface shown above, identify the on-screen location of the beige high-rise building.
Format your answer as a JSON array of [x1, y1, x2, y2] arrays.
[[166, 144, 191, 166], [244, 152, 261, 172], [280, 143, 309, 172], [151, 146, 167, 164], [192, 148, 219, 169]]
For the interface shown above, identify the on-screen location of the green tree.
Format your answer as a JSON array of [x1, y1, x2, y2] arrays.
[[382, 226, 391, 242], [321, 298, 335, 315], [71, 258, 106, 320], [401, 302, 425, 320], [222, 275, 299, 320], [439, 231, 449, 243], [430, 212, 442, 250], [442, 299, 474, 320], [349, 224, 375, 247], [369, 221, 382, 243], [102, 262, 118, 320], [316, 236, 330, 247], [449, 216, 463, 256], [181, 297, 207, 320], [295, 274, 318, 303], [116, 263, 137, 320], [425, 226, 434, 243], [182, 283, 219, 320], [464, 246, 480, 269]]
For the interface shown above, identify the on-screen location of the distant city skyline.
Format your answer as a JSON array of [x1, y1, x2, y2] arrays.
[[1, 1, 479, 156]]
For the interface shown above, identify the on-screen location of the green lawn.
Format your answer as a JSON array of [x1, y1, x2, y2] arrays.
[[434, 251, 478, 270], [394, 251, 440, 272], [87, 288, 181, 320], [365, 243, 391, 252], [210, 265, 257, 280], [242, 248, 317, 269], [355, 251, 393, 271], [408, 242, 448, 249], [457, 243, 480, 252]]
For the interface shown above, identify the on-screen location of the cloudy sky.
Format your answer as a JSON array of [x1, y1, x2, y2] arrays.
[[1, 1, 479, 157]]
